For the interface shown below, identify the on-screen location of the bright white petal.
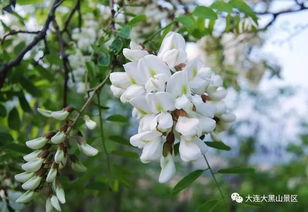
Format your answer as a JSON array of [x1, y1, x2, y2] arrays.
[[179, 138, 201, 162], [175, 116, 199, 137], [159, 153, 176, 183]]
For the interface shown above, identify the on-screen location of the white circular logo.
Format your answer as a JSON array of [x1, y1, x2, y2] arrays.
[[231, 192, 243, 203]]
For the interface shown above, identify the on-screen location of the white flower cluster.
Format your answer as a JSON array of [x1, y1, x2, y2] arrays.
[[15, 107, 98, 211], [110, 32, 235, 183]]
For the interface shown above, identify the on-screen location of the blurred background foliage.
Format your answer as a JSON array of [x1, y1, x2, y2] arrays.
[[0, 0, 307, 211]]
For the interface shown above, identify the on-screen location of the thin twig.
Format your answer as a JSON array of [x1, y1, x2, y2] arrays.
[[202, 153, 226, 204], [1, 30, 40, 44], [52, 19, 70, 107], [96, 92, 112, 173], [0, 0, 64, 89], [65, 71, 111, 136]]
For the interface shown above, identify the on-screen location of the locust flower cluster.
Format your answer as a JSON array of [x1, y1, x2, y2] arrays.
[[110, 32, 235, 183], [15, 107, 98, 211]]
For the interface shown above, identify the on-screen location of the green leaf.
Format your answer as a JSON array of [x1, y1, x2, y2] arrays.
[[0, 104, 6, 117], [197, 199, 220, 212], [204, 141, 231, 151], [98, 51, 111, 67], [7, 108, 21, 131], [86, 61, 97, 78], [193, 6, 217, 20], [211, 0, 233, 13], [106, 114, 128, 123], [0, 132, 13, 144], [3, 143, 30, 154], [110, 38, 123, 54], [118, 25, 132, 39], [217, 167, 255, 174], [19, 76, 41, 97], [229, 0, 258, 23], [109, 136, 130, 146], [111, 150, 139, 159], [18, 92, 32, 113], [176, 15, 196, 31], [172, 169, 206, 194], [128, 14, 147, 26]]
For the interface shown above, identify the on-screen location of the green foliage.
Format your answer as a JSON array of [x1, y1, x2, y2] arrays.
[[172, 169, 207, 195], [204, 141, 231, 151]]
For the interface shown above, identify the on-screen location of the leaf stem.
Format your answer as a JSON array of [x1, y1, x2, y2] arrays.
[[96, 92, 111, 173], [202, 153, 226, 204]]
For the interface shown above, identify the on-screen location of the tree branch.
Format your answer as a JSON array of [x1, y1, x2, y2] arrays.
[[257, 4, 308, 30], [1, 30, 40, 44], [0, 0, 63, 89], [52, 19, 70, 107]]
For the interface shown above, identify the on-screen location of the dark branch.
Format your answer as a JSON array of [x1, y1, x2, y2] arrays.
[[52, 19, 70, 107], [62, 0, 82, 34], [257, 4, 308, 30], [0, 0, 63, 89], [1, 30, 40, 44]]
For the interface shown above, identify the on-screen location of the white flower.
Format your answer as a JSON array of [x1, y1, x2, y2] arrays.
[[109, 72, 131, 89], [22, 175, 42, 190], [51, 195, 61, 211], [38, 108, 71, 120], [179, 137, 202, 162], [15, 172, 34, 183], [130, 130, 162, 149], [120, 85, 145, 103], [22, 158, 44, 172], [46, 167, 57, 183], [123, 41, 149, 61], [79, 143, 99, 156], [16, 191, 35, 203], [175, 116, 199, 137], [155, 112, 173, 132], [55, 185, 66, 204], [84, 115, 97, 130], [23, 150, 42, 161], [140, 137, 163, 163], [109, 31, 235, 183], [46, 198, 53, 212], [158, 32, 187, 68], [220, 113, 236, 122], [54, 148, 65, 164], [26, 137, 48, 149], [51, 131, 66, 144], [159, 153, 176, 183]]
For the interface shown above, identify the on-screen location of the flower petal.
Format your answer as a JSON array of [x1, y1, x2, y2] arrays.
[[159, 153, 176, 183]]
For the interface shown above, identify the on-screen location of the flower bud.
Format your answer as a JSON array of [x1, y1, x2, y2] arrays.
[[54, 148, 65, 164], [71, 162, 87, 172], [51, 131, 65, 144], [159, 153, 176, 183], [26, 137, 48, 149], [46, 166, 57, 183], [84, 115, 97, 130], [21, 158, 44, 172], [55, 185, 66, 204], [46, 198, 53, 212], [15, 172, 34, 183], [16, 191, 35, 203], [79, 143, 98, 156], [51, 110, 69, 121], [50, 195, 61, 211], [37, 108, 52, 117], [22, 175, 42, 190], [23, 150, 42, 161]]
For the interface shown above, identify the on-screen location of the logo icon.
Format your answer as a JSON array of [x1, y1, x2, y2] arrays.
[[231, 192, 243, 203]]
